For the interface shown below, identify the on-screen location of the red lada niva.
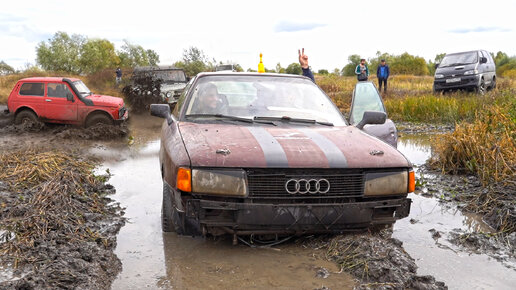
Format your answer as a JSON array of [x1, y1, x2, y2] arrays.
[[7, 77, 128, 127]]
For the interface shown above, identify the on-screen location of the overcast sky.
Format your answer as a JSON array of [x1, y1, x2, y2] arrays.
[[1, 0, 515, 72]]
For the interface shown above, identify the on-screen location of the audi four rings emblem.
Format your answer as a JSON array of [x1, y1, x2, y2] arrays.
[[285, 179, 330, 194]]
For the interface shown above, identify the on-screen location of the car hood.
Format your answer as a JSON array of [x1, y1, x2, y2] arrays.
[[85, 94, 124, 107], [178, 122, 410, 168], [435, 63, 477, 76], [161, 83, 187, 92]]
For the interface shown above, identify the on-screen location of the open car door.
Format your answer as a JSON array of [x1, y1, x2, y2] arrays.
[[349, 82, 398, 148]]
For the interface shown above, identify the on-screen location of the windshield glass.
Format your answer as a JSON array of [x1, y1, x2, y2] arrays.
[[153, 70, 186, 82], [215, 65, 234, 71], [440, 52, 478, 67], [73, 81, 92, 95], [184, 75, 347, 126]]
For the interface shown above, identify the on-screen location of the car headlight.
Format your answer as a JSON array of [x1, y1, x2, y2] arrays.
[[364, 170, 413, 196], [464, 70, 478, 75], [191, 169, 248, 197], [166, 91, 172, 98], [435, 74, 444, 79]]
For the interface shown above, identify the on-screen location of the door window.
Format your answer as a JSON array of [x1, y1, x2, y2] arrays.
[[19, 83, 44, 96], [350, 82, 386, 125], [47, 83, 72, 98]]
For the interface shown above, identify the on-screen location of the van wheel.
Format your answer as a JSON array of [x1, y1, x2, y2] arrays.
[[476, 79, 486, 95], [489, 77, 496, 91], [15, 110, 40, 125], [432, 85, 441, 95], [85, 113, 113, 127]]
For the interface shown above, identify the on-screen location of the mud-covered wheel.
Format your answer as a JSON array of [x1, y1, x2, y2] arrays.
[[162, 183, 175, 232], [15, 110, 40, 125], [85, 113, 113, 128]]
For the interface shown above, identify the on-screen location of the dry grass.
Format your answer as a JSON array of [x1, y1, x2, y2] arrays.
[[430, 106, 515, 184]]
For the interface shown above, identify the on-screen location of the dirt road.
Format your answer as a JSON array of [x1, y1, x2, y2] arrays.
[[1, 115, 515, 289]]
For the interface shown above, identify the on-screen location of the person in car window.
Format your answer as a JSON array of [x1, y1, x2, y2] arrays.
[[355, 59, 369, 81], [376, 59, 390, 93], [193, 83, 227, 114]]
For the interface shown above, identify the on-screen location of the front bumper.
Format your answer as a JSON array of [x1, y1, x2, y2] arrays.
[[185, 197, 411, 235], [114, 109, 129, 124], [434, 74, 479, 91]]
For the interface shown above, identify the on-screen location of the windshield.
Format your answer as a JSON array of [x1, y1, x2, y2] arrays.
[[153, 70, 186, 82], [73, 81, 92, 96], [183, 75, 347, 126], [215, 65, 234, 72], [440, 52, 478, 67]]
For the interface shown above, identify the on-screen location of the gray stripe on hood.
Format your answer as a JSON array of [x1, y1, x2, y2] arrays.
[[298, 128, 348, 168], [247, 127, 289, 167]]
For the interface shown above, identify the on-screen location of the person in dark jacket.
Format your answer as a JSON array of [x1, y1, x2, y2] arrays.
[[355, 59, 369, 81], [115, 67, 122, 84], [376, 59, 390, 93], [298, 48, 315, 82]]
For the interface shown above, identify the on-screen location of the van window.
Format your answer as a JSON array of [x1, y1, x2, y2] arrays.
[[48, 83, 72, 98], [19, 83, 44, 96]]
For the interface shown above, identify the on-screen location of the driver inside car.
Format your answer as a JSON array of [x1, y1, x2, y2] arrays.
[[192, 83, 227, 114]]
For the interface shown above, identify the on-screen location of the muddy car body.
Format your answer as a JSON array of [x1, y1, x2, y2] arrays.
[[132, 66, 188, 103], [152, 72, 414, 237], [6, 77, 128, 126]]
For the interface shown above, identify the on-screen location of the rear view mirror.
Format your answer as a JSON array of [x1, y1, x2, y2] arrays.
[[434, 63, 439, 69], [150, 104, 173, 125], [66, 92, 74, 102], [480, 57, 487, 64], [356, 111, 386, 129]]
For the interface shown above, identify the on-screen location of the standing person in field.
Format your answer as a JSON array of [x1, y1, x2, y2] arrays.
[[298, 48, 315, 82], [355, 59, 369, 81], [376, 59, 390, 93], [115, 67, 122, 85]]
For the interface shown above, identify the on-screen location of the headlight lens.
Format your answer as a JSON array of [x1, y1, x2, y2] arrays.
[[435, 74, 444, 79], [364, 171, 409, 196], [464, 70, 478, 75], [192, 169, 248, 197]]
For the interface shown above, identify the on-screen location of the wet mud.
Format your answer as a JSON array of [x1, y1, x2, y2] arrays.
[[304, 231, 447, 289], [122, 73, 164, 113], [1, 119, 515, 289], [0, 150, 125, 289]]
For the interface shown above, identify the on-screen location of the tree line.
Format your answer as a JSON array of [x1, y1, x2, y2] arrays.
[[0, 32, 515, 78]]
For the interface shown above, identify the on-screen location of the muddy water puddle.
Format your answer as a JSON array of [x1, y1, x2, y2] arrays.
[[395, 134, 516, 289], [92, 125, 515, 289]]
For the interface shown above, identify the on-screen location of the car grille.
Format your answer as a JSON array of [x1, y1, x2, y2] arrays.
[[246, 169, 364, 197]]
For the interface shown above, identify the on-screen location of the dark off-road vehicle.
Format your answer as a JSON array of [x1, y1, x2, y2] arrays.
[[433, 50, 496, 94], [151, 72, 414, 240], [132, 66, 188, 104]]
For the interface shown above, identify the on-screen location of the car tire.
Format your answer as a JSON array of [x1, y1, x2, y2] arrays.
[[162, 183, 176, 232], [432, 85, 441, 95], [489, 77, 496, 91], [476, 78, 486, 95], [15, 110, 40, 125], [85, 113, 113, 128]]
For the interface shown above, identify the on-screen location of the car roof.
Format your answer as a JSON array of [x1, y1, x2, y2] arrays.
[[134, 65, 184, 71], [446, 50, 482, 56], [19, 77, 81, 82], [195, 71, 311, 80]]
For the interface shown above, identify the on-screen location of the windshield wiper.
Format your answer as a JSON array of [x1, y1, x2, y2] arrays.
[[254, 116, 333, 126], [186, 114, 254, 123], [79, 91, 93, 96]]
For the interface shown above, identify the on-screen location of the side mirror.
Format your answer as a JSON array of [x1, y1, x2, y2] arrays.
[[150, 104, 174, 125], [480, 57, 487, 64], [66, 92, 75, 102], [434, 63, 439, 69], [356, 111, 386, 130]]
